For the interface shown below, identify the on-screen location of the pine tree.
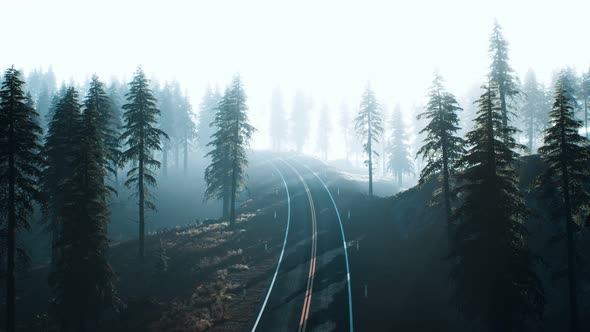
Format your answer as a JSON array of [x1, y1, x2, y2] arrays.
[[520, 70, 548, 153], [205, 75, 254, 224], [387, 106, 414, 187], [43, 86, 82, 265], [489, 21, 520, 130], [120, 67, 168, 261], [416, 72, 465, 233], [537, 73, 589, 332], [354, 85, 383, 196], [205, 88, 232, 218], [50, 84, 116, 332], [269, 87, 287, 151], [579, 69, 590, 139], [316, 104, 331, 161], [291, 90, 312, 153], [0, 66, 44, 332], [197, 85, 221, 150], [451, 82, 544, 331], [84, 75, 120, 178]]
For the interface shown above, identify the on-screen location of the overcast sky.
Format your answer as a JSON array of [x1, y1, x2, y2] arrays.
[[2, 0, 589, 155]]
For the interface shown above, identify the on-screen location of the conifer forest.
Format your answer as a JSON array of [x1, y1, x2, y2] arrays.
[[1, 1, 590, 331]]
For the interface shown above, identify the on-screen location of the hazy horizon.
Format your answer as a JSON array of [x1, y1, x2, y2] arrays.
[[2, 0, 589, 157]]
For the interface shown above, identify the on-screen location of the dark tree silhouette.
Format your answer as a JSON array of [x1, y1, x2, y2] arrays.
[[120, 67, 168, 261], [43, 86, 81, 265], [204, 75, 254, 224], [537, 73, 590, 332], [0, 66, 44, 332], [50, 83, 116, 332], [416, 72, 465, 237], [451, 82, 544, 331], [489, 21, 520, 131], [354, 84, 383, 196]]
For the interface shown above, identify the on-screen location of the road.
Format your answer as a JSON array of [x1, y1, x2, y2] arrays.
[[249, 158, 354, 332]]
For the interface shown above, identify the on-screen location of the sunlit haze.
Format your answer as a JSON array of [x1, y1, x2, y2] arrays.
[[2, 0, 589, 157]]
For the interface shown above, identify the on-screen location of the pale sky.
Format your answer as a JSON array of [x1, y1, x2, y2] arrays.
[[2, 0, 589, 157]]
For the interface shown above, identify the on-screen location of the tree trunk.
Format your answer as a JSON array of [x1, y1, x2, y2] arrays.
[[138, 127, 145, 262], [6, 108, 16, 332], [560, 107, 579, 332], [368, 111, 373, 197]]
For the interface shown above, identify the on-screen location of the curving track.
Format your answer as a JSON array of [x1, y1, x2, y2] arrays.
[[250, 158, 354, 332]]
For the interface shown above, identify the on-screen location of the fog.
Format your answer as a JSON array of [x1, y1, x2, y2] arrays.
[[2, 0, 589, 156]]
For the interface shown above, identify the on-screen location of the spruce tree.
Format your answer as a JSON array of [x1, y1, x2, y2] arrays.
[[521, 70, 548, 153], [0, 66, 44, 332], [120, 67, 168, 261], [50, 84, 116, 332], [354, 84, 383, 196], [204, 75, 254, 224], [269, 87, 287, 151], [43, 86, 82, 265], [84, 75, 120, 178], [451, 82, 544, 331], [537, 73, 589, 332], [579, 69, 590, 139], [416, 72, 465, 233], [317, 104, 331, 161], [204, 88, 232, 218], [489, 21, 520, 130], [387, 106, 414, 187]]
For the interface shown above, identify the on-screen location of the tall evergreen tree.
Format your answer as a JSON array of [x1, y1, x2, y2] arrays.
[[43, 87, 82, 265], [451, 82, 544, 331], [204, 75, 254, 224], [291, 90, 312, 153], [119, 67, 168, 261], [416, 72, 465, 233], [387, 105, 414, 187], [106, 80, 126, 187], [537, 73, 589, 332], [316, 104, 331, 161], [489, 21, 521, 131], [197, 85, 221, 151], [0, 66, 44, 332], [85, 75, 120, 178], [269, 87, 287, 151], [521, 70, 548, 153], [354, 85, 383, 196], [204, 88, 232, 218], [50, 84, 116, 332], [579, 69, 590, 139]]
